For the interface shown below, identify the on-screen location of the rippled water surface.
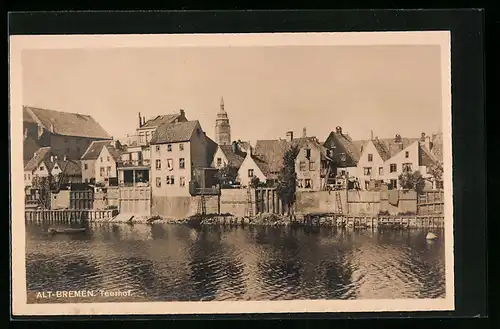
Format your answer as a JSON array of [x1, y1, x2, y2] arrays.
[[26, 222, 446, 303]]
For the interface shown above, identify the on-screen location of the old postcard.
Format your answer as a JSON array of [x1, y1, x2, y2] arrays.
[[10, 31, 453, 316]]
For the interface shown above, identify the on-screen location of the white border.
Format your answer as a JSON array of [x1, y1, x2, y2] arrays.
[[10, 31, 453, 316]]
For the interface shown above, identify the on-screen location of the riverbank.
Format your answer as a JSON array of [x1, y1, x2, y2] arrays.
[[120, 212, 444, 229], [25, 208, 444, 229]]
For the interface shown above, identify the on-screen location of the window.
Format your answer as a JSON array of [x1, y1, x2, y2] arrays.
[[379, 167, 384, 175], [100, 157, 103, 162], [107, 156, 110, 162], [84, 163, 88, 170], [167, 159, 173, 170], [216, 158, 222, 167], [166, 176, 175, 185], [179, 158, 185, 169], [28, 174, 31, 180], [405, 151, 409, 158], [390, 179, 398, 189], [305, 179, 312, 188], [390, 164, 397, 173], [402, 163, 413, 172], [297, 179, 303, 188], [363, 167, 372, 176], [145, 132, 150, 143], [39, 166, 44, 171], [180, 176, 186, 187], [100, 167, 105, 177], [299, 161, 306, 171], [106, 166, 111, 176], [179, 143, 184, 151], [139, 133, 144, 144], [368, 154, 373, 162], [309, 161, 315, 171], [156, 177, 161, 187], [24, 174, 26, 180], [167, 144, 172, 152], [248, 169, 254, 177], [341, 170, 346, 176], [365, 181, 370, 190], [305, 149, 311, 159], [155, 159, 161, 170], [156, 145, 160, 153], [436, 181, 444, 189]]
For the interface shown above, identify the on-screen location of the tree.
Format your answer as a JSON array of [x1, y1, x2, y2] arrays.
[[215, 165, 238, 186], [276, 145, 300, 217], [398, 170, 426, 194], [427, 162, 444, 187]]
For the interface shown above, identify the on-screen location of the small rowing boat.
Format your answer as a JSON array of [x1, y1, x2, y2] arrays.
[[48, 228, 86, 234]]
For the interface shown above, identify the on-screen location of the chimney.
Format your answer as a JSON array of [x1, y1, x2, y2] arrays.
[[286, 131, 294, 142], [394, 134, 402, 143], [180, 109, 185, 117], [425, 136, 432, 150], [232, 141, 238, 153], [370, 130, 374, 140], [50, 155, 54, 162], [142, 116, 146, 126], [420, 132, 426, 142], [302, 127, 307, 138], [336, 126, 342, 134]]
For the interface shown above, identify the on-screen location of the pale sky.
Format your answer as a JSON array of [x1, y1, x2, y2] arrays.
[[22, 45, 442, 144]]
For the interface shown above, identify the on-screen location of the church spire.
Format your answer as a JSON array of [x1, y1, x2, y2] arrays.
[[220, 96, 225, 111]]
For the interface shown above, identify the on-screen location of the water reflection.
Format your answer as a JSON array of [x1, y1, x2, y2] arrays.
[[25, 223, 446, 303]]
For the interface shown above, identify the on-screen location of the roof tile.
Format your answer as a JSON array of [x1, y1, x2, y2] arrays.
[[24, 106, 111, 139]]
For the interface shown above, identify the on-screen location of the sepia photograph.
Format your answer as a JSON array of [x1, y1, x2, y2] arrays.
[[10, 31, 453, 316]]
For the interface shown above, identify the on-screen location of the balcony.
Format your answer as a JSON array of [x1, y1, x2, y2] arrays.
[[119, 159, 151, 168]]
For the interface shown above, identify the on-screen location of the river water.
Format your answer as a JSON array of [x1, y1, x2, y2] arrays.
[[25, 222, 446, 303]]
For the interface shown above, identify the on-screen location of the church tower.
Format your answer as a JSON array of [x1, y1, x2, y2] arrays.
[[215, 96, 231, 145]]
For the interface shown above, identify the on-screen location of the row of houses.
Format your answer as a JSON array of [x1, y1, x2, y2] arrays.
[[23, 101, 444, 204]]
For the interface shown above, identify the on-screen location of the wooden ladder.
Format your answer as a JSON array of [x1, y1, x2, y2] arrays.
[[246, 187, 254, 217], [335, 190, 343, 215]]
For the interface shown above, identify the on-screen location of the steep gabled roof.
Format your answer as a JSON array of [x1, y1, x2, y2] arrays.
[[81, 140, 112, 160], [419, 144, 439, 167], [105, 144, 123, 162], [219, 145, 247, 169], [354, 137, 420, 158], [372, 138, 392, 161], [254, 139, 293, 174], [24, 147, 51, 172], [150, 120, 201, 144], [205, 135, 218, 165], [252, 155, 273, 179], [47, 159, 82, 176], [139, 114, 182, 129], [24, 106, 111, 139], [296, 137, 332, 160], [324, 131, 361, 166]]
